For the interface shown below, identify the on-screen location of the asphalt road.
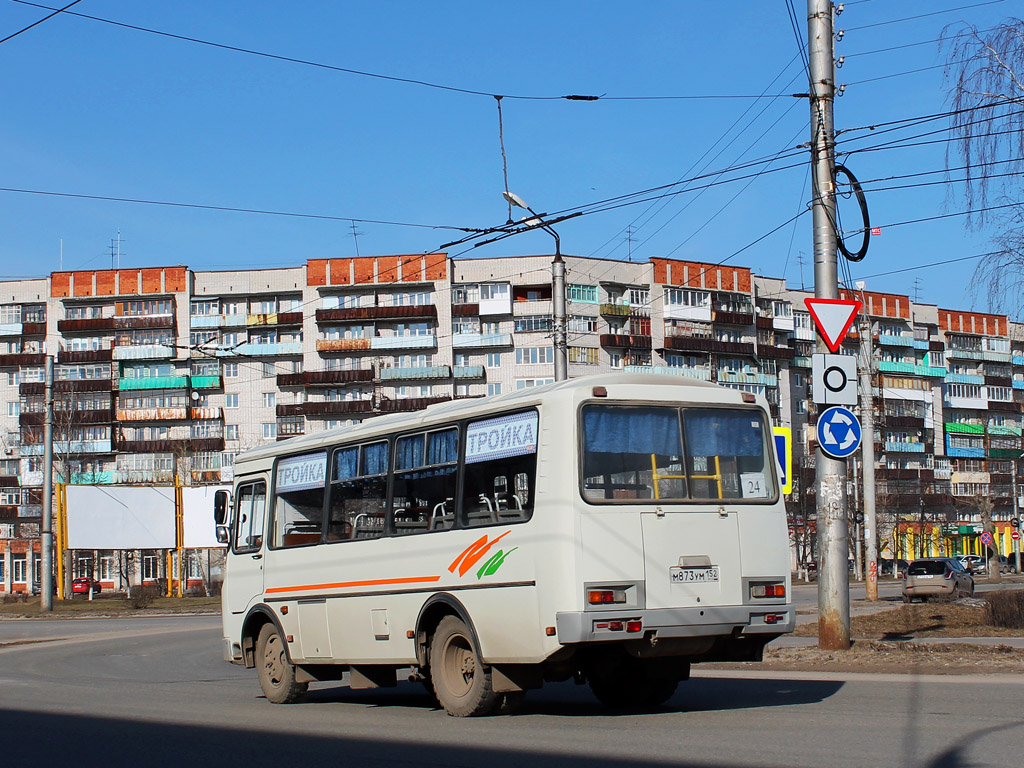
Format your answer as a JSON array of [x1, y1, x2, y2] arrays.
[[1, 616, 1023, 768]]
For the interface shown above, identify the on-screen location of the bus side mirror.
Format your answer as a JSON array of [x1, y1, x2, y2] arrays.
[[214, 490, 231, 544]]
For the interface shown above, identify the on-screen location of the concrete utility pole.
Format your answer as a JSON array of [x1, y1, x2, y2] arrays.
[[40, 355, 54, 610], [858, 312, 878, 600], [552, 256, 568, 381], [807, 0, 850, 649]]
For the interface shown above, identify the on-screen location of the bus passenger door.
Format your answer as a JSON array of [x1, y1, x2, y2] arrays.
[[225, 481, 268, 615]]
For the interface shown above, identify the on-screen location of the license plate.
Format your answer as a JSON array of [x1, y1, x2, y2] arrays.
[[670, 566, 720, 583], [918, 574, 933, 579]]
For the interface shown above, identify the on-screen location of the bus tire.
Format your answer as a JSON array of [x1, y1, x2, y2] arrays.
[[430, 615, 500, 717], [256, 623, 308, 704]]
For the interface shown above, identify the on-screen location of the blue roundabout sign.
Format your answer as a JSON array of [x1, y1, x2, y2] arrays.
[[816, 405, 862, 459]]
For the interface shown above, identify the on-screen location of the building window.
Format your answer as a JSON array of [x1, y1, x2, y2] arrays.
[[223, 363, 238, 378], [486, 353, 501, 367], [13, 558, 27, 583], [487, 383, 502, 396], [568, 284, 598, 303], [262, 392, 276, 408], [7, 402, 18, 417], [262, 362, 276, 377], [515, 378, 554, 390], [514, 315, 552, 333], [568, 347, 599, 365], [664, 288, 710, 308], [568, 315, 598, 334], [225, 425, 239, 441], [609, 353, 622, 369], [263, 423, 278, 440], [515, 347, 554, 365], [226, 394, 239, 409]]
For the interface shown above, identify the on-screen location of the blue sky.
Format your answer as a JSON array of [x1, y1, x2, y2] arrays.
[[0, 0, 1016, 313]]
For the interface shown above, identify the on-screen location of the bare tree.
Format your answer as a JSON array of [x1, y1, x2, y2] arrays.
[[960, 493, 1002, 583], [942, 19, 1024, 315]]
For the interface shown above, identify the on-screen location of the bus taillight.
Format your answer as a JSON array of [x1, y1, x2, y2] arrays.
[[588, 589, 627, 605], [750, 582, 786, 599]]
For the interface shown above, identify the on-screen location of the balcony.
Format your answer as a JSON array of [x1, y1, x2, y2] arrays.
[[57, 317, 117, 333], [58, 348, 113, 364], [112, 314, 175, 330], [190, 315, 223, 328], [982, 349, 1012, 363], [452, 332, 513, 349], [277, 400, 373, 417], [116, 407, 189, 421], [793, 356, 812, 368], [117, 437, 224, 453], [21, 440, 112, 455], [624, 365, 712, 381], [21, 322, 45, 335], [945, 347, 983, 360], [757, 345, 795, 360], [247, 311, 303, 326], [20, 379, 113, 395], [0, 352, 46, 367], [231, 342, 303, 356], [379, 365, 452, 381], [881, 415, 924, 429], [190, 375, 222, 389], [380, 396, 451, 413], [1014, 355, 1024, 366], [989, 448, 1023, 459], [277, 369, 374, 387], [316, 338, 371, 352], [878, 361, 916, 374], [117, 376, 189, 391], [662, 335, 754, 357], [712, 310, 753, 326], [599, 334, 652, 349], [452, 303, 480, 317], [112, 344, 175, 361], [19, 409, 111, 427], [716, 371, 778, 387], [945, 373, 983, 385], [599, 303, 632, 317], [371, 335, 437, 351], [0, 322, 22, 337], [914, 364, 947, 377], [878, 333, 914, 347], [315, 305, 437, 323], [912, 339, 931, 350], [884, 441, 925, 453], [67, 471, 115, 485], [946, 445, 986, 458], [454, 365, 485, 379], [988, 424, 1023, 436]]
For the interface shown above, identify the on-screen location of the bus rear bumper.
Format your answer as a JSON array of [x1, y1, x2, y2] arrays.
[[555, 605, 794, 645]]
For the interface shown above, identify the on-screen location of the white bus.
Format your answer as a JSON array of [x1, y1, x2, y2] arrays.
[[215, 373, 793, 716]]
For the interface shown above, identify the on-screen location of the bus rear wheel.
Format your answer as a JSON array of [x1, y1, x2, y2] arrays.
[[430, 615, 500, 717], [256, 623, 308, 704]]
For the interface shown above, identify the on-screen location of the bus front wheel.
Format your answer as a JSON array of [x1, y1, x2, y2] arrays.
[[430, 615, 500, 717], [256, 623, 308, 704]]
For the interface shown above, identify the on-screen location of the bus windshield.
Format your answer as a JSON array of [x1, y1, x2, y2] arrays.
[[581, 405, 776, 503]]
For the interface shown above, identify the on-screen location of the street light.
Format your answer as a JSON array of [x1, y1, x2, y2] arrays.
[[503, 191, 567, 381]]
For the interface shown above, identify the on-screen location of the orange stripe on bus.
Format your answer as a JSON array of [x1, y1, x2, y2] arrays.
[[265, 575, 441, 594]]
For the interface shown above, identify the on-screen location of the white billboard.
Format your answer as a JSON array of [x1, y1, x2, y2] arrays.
[[182, 486, 230, 549], [65, 486, 175, 550]]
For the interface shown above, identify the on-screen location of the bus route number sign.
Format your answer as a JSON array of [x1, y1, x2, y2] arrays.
[[670, 566, 720, 584]]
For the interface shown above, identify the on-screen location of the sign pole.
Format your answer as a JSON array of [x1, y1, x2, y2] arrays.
[[807, 0, 850, 650]]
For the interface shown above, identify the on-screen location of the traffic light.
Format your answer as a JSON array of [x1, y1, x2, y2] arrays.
[[1012, 517, 1020, 529]]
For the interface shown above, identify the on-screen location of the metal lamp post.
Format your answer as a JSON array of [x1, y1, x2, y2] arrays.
[[502, 192, 568, 381]]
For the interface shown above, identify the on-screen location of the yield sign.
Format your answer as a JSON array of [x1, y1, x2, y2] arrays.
[[804, 298, 862, 353]]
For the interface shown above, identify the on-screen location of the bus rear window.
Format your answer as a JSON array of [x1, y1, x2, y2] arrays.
[[581, 405, 776, 503]]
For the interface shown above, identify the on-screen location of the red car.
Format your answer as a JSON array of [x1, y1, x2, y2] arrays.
[[71, 577, 101, 595]]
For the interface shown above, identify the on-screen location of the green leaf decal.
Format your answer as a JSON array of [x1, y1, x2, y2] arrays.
[[476, 547, 517, 580]]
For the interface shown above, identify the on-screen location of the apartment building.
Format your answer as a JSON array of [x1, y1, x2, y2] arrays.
[[0, 251, 1021, 591]]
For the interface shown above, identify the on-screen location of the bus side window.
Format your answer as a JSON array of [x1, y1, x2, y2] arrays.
[[272, 452, 328, 548], [392, 428, 458, 535], [328, 441, 388, 541], [233, 482, 267, 552], [462, 412, 538, 528]]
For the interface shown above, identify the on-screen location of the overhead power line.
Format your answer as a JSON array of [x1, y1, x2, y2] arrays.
[[10, 1, 798, 102], [842, 1, 1005, 32], [0, 0, 79, 44]]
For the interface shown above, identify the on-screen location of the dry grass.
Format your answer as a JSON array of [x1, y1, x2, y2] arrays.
[[795, 601, 1024, 639], [0, 594, 220, 618], [752, 641, 1024, 675]]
